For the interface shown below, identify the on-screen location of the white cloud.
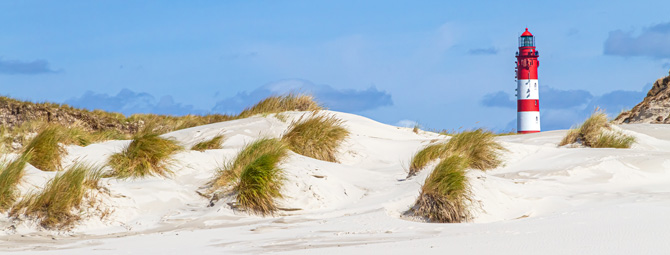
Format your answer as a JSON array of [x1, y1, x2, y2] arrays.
[[0, 58, 57, 75], [212, 79, 393, 114], [65, 89, 205, 116], [395, 119, 419, 128], [604, 22, 670, 59]]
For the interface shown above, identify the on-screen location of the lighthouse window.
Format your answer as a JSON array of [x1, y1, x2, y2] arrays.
[[520, 36, 534, 47]]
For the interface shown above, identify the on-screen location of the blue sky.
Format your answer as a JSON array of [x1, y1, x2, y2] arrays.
[[1, 1, 669, 132]]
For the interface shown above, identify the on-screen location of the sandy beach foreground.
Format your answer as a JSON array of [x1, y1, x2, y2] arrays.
[[2, 111, 669, 254]]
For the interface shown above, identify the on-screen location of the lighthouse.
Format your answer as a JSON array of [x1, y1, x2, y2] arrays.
[[515, 28, 540, 133]]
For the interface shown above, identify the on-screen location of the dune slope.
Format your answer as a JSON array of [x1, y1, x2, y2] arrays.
[[2, 112, 670, 254]]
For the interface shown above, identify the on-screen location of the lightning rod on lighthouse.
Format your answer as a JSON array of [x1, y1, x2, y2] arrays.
[[515, 28, 540, 133]]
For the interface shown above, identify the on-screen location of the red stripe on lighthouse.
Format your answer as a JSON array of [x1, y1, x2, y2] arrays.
[[517, 68, 538, 80], [517, 99, 539, 112]]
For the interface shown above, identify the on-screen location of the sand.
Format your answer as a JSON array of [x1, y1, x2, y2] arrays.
[[1, 111, 669, 254]]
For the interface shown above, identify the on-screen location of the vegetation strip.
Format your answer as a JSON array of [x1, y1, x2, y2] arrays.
[[0, 94, 321, 152]]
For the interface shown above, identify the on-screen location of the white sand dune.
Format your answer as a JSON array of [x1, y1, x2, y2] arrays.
[[2, 111, 670, 254]]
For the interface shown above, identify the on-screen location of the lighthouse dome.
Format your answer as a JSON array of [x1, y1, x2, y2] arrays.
[[519, 28, 535, 47]]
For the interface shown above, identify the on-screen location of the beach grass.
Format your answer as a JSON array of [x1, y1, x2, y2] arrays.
[[191, 135, 225, 152], [408, 129, 503, 177], [23, 126, 66, 172], [212, 138, 286, 189], [10, 163, 103, 229], [445, 129, 504, 170], [559, 110, 635, 148], [0, 152, 32, 211], [282, 113, 349, 162], [209, 138, 289, 216], [408, 143, 447, 177], [107, 133, 181, 178], [411, 155, 472, 223], [234, 151, 288, 216], [238, 94, 321, 119]]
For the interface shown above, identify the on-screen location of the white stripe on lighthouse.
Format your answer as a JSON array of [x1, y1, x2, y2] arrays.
[[516, 79, 539, 100], [517, 111, 540, 132], [517, 79, 540, 132]]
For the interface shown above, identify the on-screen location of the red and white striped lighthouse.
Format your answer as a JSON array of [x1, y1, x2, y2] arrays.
[[515, 28, 540, 134]]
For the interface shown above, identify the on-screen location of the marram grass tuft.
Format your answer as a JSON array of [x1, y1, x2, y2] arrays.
[[0, 152, 32, 211], [208, 138, 289, 216], [234, 151, 288, 216], [238, 94, 321, 119], [23, 126, 66, 172], [559, 110, 635, 148], [445, 129, 504, 170], [407, 129, 503, 177], [10, 163, 104, 229], [410, 155, 472, 223], [211, 138, 286, 189], [408, 143, 447, 177], [282, 113, 349, 162], [191, 135, 225, 152], [107, 133, 181, 178]]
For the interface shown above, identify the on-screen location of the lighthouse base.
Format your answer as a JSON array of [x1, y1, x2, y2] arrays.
[[517, 111, 541, 133], [517, 130, 540, 134]]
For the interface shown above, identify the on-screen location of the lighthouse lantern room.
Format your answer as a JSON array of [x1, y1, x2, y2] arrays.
[[515, 28, 540, 133]]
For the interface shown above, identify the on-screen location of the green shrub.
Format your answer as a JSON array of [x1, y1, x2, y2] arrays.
[[410, 155, 472, 223], [191, 135, 225, 152], [10, 163, 103, 229], [107, 133, 181, 178], [0, 152, 31, 211], [282, 114, 349, 162]]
